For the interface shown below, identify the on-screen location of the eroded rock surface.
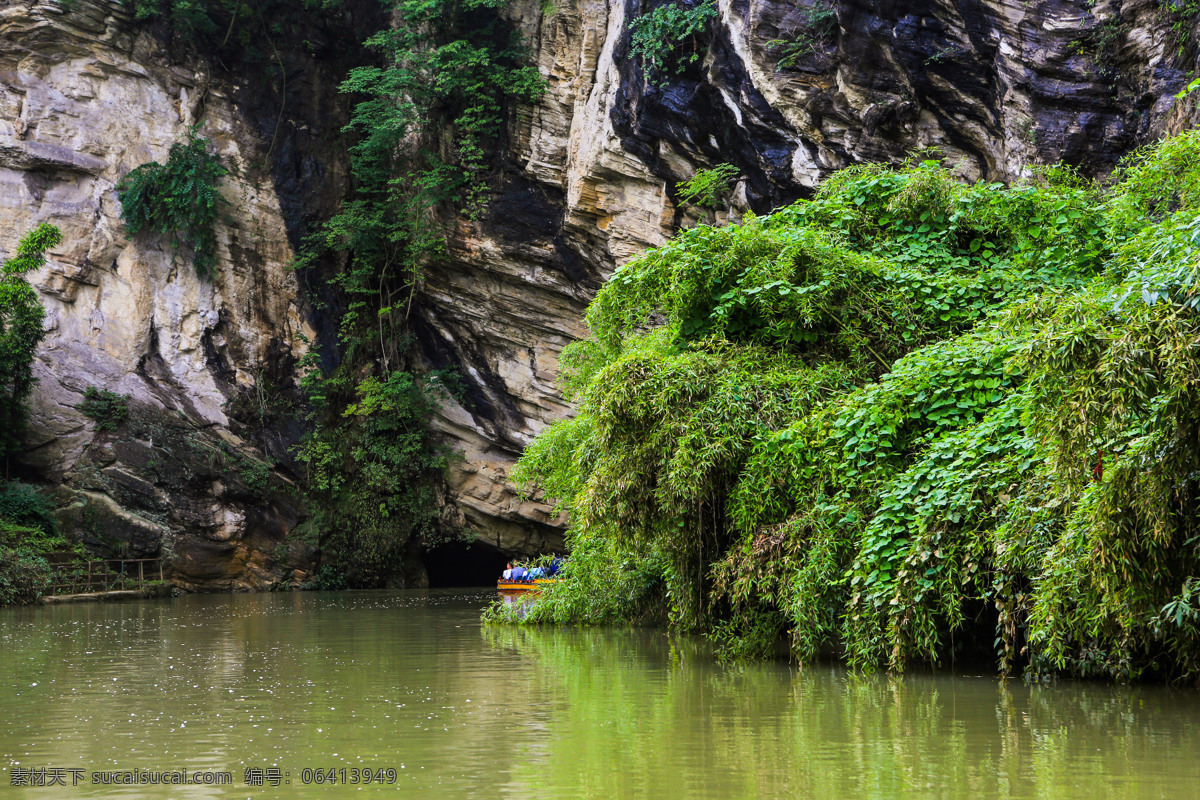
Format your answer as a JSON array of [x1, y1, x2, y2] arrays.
[[3, 0, 1198, 576], [0, 0, 344, 589], [416, 0, 1200, 552]]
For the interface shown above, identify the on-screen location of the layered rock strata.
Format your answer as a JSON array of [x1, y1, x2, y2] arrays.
[[0, 0, 364, 588], [2, 0, 1198, 581], [417, 0, 1200, 552]]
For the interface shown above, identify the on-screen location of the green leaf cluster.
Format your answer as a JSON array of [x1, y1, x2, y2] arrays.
[[0, 492, 76, 605], [628, 0, 716, 87], [497, 130, 1200, 682], [0, 224, 56, 464], [765, 0, 837, 70], [294, 362, 454, 586], [75, 388, 130, 432], [118, 0, 344, 41], [675, 163, 739, 210], [311, 0, 546, 317], [291, 0, 544, 586], [117, 131, 228, 280]]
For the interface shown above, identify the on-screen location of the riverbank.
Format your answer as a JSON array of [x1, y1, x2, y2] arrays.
[[40, 586, 173, 604]]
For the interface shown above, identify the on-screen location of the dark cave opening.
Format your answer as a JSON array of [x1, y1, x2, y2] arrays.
[[423, 538, 510, 588]]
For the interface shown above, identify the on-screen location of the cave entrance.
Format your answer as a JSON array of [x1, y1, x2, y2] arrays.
[[423, 538, 510, 588]]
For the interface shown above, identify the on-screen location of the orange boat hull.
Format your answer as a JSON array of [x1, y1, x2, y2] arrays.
[[497, 578, 559, 593]]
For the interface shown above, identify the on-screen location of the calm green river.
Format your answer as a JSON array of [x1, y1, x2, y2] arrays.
[[2, 590, 1198, 799]]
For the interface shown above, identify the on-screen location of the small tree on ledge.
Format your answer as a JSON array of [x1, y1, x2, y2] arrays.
[[0, 223, 58, 473]]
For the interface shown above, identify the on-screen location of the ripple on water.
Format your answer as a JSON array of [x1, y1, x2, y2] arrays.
[[2, 589, 1198, 799]]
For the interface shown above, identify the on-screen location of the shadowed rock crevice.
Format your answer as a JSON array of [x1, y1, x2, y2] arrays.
[[4, 0, 1199, 581]]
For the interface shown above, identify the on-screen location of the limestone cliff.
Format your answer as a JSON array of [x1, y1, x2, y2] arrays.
[[2, 0, 1197, 584], [0, 0, 367, 588], [417, 0, 1200, 554]]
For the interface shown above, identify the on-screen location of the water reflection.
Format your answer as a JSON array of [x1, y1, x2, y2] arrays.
[[0, 591, 1196, 798]]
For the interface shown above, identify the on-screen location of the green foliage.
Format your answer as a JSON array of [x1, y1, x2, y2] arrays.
[[675, 163, 739, 210], [0, 489, 71, 607], [765, 0, 837, 70], [500, 131, 1200, 682], [122, 0, 224, 34], [117, 130, 228, 280], [0, 540, 52, 606], [75, 387, 130, 432], [293, 0, 544, 587], [484, 537, 669, 626], [300, 563, 349, 590], [0, 482, 59, 538], [628, 0, 716, 86], [1160, 0, 1199, 56], [295, 365, 453, 586], [120, 0, 343, 39], [235, 453, 274, 497], [307, 0, 546, 336], [0, 224, 57, 466]]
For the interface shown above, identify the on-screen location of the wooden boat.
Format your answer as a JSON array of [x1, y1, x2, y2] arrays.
[[497, 578, 559, 593]]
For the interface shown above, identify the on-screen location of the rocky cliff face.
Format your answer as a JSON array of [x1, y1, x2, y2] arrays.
[[0, 0, 369, 589], [417, 0, 1200, 553], [3, 0, 1197, 582]]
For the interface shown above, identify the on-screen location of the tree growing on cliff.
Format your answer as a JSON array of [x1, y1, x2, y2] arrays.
[[0, 223, 58, 472], [628, 0, 717, 87], [292, 0, 545, 586], [117, 130, 228, 280]]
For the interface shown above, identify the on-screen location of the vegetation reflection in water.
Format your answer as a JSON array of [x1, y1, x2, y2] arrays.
[[1, 591, 1197, 799], [483, 625, 1200, 799]]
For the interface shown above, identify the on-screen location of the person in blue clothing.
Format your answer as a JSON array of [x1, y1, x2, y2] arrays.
[[502, 563, 529, 581]]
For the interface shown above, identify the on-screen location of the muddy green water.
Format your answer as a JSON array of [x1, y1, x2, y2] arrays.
[[2, 590, 1198, 799]]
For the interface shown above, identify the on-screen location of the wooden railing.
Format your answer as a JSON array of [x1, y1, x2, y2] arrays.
[[47, 558, 164, 595]]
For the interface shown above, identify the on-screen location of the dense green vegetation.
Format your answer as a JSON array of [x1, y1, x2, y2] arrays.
[[291, 0, 545, 585], [628, 0, 716, 86], [75, 388, 130, 432], [491, 131, 1200, 682], [0, 224, 57, 468], [676, 164, 739, 210], [0, 226, 71, 605], [117, 131, 228, 280], [0, 483, 75, 606]]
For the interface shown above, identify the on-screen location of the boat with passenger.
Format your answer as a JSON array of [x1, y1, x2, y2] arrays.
[[497, 557, 564, 594]]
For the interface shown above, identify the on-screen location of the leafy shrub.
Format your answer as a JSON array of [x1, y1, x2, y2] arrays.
[[236, 455, 273, 497], [117, 130, 228, 279], [0, 543, 52, 606], [628, 0, 716, 86], [0, 483, 59, 538], [675, 163, 739, 209], [500, 130, 1200, 682], [0, 224, 56, 463], [122, 0, 223, 34], [0, 515, 72, 606], [766, 1, 837, 70], [75, 387, 130, 432], [296, 369, 451, 587], [300, 563, 349, 591]]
